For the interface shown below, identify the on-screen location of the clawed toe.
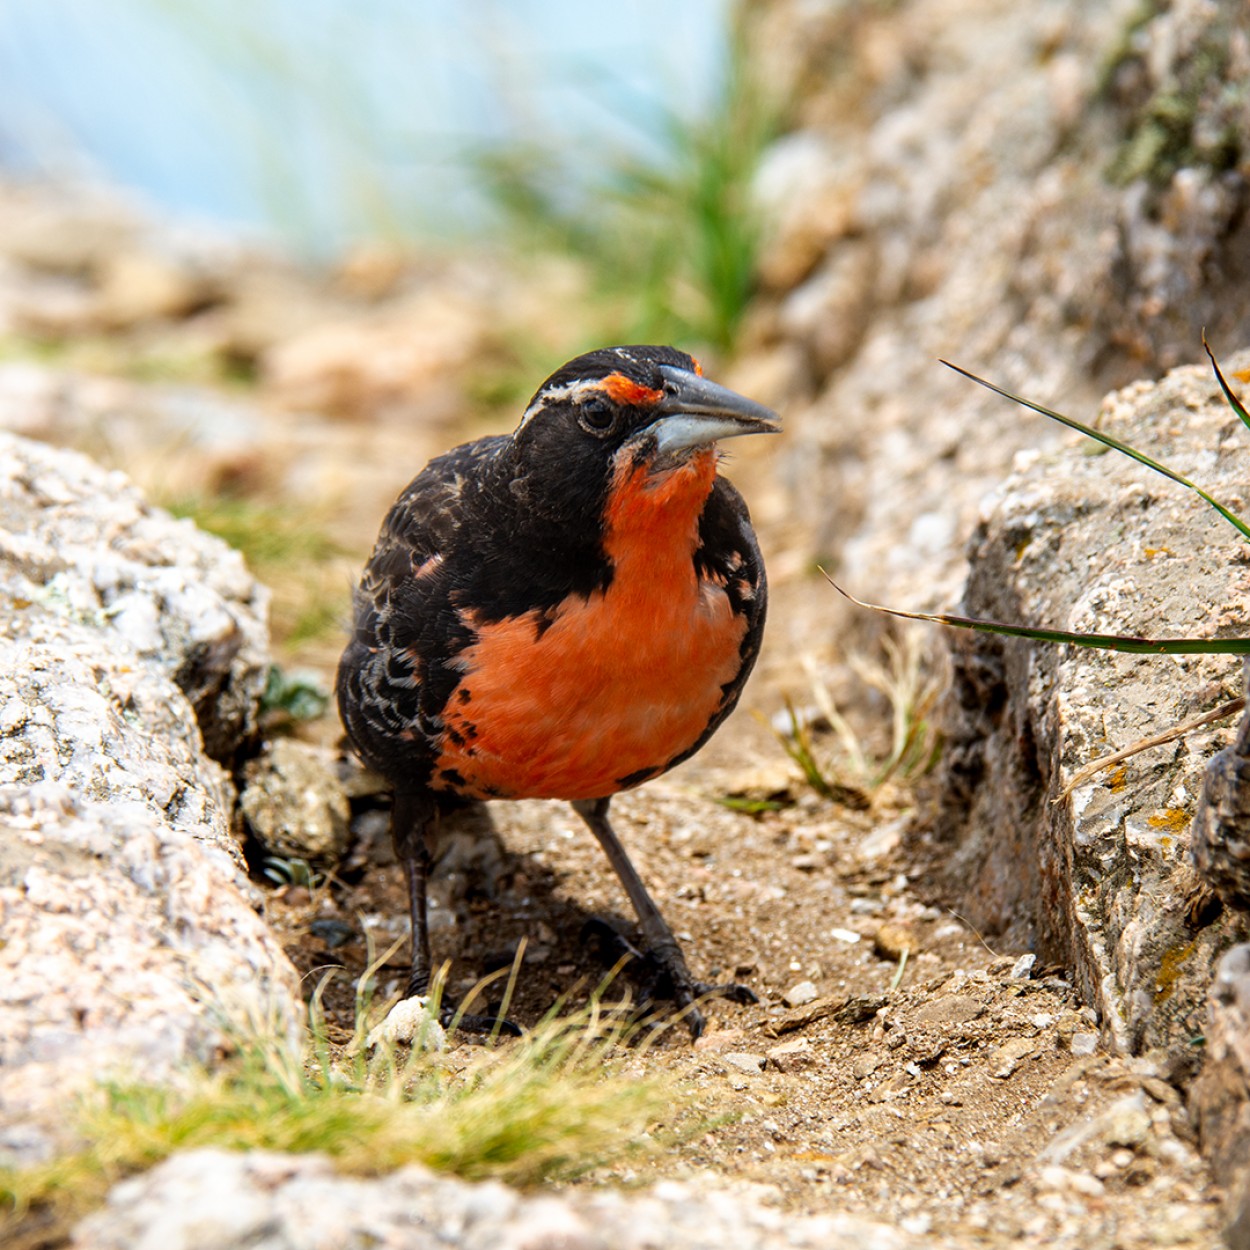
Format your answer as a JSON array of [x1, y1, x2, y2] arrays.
[[693, 980, 760, 1007], [581, 917, 756, 1038], [443, 1005, 522, 1037]]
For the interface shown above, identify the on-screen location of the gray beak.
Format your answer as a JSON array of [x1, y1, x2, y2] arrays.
[[650, 364, 781, 455]]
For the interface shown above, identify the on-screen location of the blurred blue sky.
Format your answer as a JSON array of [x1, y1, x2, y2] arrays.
[[0, 0, 730, 251]]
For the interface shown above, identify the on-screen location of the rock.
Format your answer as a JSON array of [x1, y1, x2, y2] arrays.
[[1100, 1092, 1152, 1150], [873, 923, 919, 961], [767, 1038, 815, 1073], [261, 285, 494, 422], [990, 1037, 1038, 1079], [913, 995, 982, 1028], [0, 426, 269, 762], [364, 996, 447, 1052], [783, 979, 819, 1007], [1191, 943, 1250, 1239], [749, 0, 1250, 622], [1189, 664, 1250, 908], [1009, 954, 1037, 980], [722, 1052, 766, 1076], [71, 1147, 958, 1250], [93, 249, 210, 328], [0, 434, 299, 1165], [239, 738, 351, 865], [933, 351, 1250, 1058]]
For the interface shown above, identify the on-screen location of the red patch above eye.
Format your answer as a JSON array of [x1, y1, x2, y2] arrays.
[[600, 373, 664, 406]]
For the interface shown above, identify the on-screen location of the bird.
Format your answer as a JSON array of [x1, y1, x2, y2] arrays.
[[336, 344, 778, 1039]]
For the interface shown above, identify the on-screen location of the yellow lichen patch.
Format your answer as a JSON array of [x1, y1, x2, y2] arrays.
[[1155, 940, 1197, 1002], [1147, 808, 1190, 833], [1142, 547, 1172, 559], [1105, 766, 1128, 792]]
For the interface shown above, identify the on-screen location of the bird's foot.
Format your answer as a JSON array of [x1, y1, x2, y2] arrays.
[[581, 918, 758, 1040], [442, 1004, 523, 1038]]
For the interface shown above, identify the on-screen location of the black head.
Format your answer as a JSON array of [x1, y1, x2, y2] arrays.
[[506, 345, 778, 527]]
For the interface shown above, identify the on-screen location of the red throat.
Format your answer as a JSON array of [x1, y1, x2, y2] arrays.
[[431, 446, 745, 800]]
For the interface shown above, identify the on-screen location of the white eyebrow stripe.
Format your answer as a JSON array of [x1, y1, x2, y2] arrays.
[[516, 377, 607, 431]]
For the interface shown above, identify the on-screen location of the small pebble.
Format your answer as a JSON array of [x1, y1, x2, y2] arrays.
[[767, 1038, 814, 1072], [1101, 1092, 1151, 1148], [1009, 953, 1037, 979], [1070, 1031, 1100, 1056], [722, 1052, 766, 1076], [873, 923, 919, 960], [1037, 1165, 1105, 1197], [990, 1037, 1037, 1078], [365, 997, 447, 1051], [829, 928, 861, 944], [783, 979, 819, 1007], [852, 1052, 882, 1080]]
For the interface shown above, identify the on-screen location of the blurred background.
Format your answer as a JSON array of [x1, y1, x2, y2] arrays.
[[0, 0, 790, 677], [0, 0, 733, 251]]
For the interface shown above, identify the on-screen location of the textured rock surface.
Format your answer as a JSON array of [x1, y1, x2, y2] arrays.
[[930, 352, 1250, 1057], [240, 738, 351, 865], [0, 432, 300, 1165], [71, 1148, 955, 1250], [1190, 943, 1250, 1247], [1190, 660, 1250, 908], [740, 0, 1250, 613], [0, 425, 270, 761]]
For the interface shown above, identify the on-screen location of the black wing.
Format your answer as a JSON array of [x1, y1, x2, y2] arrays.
[[336, 436, 509, 785]]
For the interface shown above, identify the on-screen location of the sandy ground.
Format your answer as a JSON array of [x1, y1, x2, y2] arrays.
[[260, 438, 1226, 1249]]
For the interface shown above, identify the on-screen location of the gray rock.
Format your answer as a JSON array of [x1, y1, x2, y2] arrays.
[[934, 352, 1250, 1057], [71, 1147, 958, 1250], [0, 433, 300, 1165], [0, 429, 269, 761], [1190, 662, 1250, 908], [745, 0, 1250, 620], [782, 979, 818, 1007], [240, 738, 351, 866], [1191, 944, 1250, 1243]]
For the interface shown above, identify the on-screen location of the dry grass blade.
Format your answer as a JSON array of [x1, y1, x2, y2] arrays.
[[825, 574, 1250, 655], [1055, 696, 1246, 800]]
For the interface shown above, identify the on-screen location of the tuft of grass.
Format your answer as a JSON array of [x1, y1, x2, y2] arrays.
[[165, 494, 342, 571], [1, 993, 672, 1241], [260, 665, 330, 724], [774, 632, 943, 806]]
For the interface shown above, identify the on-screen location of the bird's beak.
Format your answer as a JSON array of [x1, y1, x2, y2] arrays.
[[649, 365, 781, 455]]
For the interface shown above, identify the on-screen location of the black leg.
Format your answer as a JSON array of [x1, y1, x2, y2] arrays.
[[571, 797, 757, 1040], [390, 790, 519, 1036]]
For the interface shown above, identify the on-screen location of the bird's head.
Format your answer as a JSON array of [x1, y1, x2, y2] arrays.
[[507, 345, 779, 527]]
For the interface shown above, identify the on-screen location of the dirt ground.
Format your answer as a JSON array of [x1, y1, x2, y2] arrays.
[[256, 438, 1227, 1250]]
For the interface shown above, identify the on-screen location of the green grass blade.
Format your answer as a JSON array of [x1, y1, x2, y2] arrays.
[[1203, 334, 1250, 433], [941, 359, 1250, 542], [826, 578, 1250, 655]]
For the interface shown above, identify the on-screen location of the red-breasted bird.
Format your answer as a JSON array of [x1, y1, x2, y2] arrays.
[[337, 345, 778, 1038]]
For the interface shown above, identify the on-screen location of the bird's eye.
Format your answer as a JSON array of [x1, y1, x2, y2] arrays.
[[578, 395, 616, 435]]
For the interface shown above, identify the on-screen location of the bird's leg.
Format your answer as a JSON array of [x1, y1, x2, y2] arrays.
[[572, 797, 757, 1039], [392, 791, 436, 997], [391, 791, 519, 1036]]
